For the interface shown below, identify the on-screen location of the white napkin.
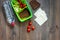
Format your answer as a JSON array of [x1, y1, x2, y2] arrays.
[[34, 8, 48, 26]]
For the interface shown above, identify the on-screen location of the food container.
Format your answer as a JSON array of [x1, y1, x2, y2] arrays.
[[11, 0, 33, 22]]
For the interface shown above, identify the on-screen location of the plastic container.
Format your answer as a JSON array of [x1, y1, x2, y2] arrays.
[[11, 0, 33, 22], [3, 1, 15, 27]]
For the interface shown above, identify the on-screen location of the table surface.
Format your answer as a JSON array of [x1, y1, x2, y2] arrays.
[[0, 0, 60, 40]]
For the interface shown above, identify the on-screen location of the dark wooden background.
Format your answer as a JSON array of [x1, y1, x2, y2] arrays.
[[0, 0, 60, 40]]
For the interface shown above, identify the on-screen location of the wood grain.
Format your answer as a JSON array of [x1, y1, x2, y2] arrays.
[[0, 0, 60, 40]]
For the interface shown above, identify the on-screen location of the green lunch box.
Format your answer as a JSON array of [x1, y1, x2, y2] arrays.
[[11, 0, 33, 22]]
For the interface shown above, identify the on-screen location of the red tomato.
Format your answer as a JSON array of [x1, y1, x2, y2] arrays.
[[18, 0, 22, 4], [18, 0, 20, 2], [32, 26, 35, 30], [20, 4, 23, 8], [23, 4, 26, 8], [27, 29, 30, 32], [27, 26, 30, 29], [29, 22, 32, 26]]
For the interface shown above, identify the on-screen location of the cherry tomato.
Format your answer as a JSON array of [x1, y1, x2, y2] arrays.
[[29, 22, 32, 26], [20, 4, 23, 8], [32, 26, 35, 30], [18, 0, 22, 4], [27, 26, 30, 29], [22, 4, 26, 8], [18, 0, 20, 2], [27, 29, 30, 32]]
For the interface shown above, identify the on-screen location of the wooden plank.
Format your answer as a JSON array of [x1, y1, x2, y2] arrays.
[[1, 0, 60, 40], [0, 8, 6, 40], [55, 0, 60, 40], [0, 13, 3, 40]]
